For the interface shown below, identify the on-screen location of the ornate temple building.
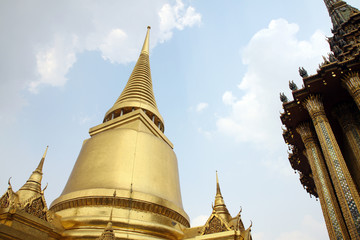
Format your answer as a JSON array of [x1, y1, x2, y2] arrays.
[[0, 27, 252, 240], [182, 172, 252, 240], [280, 0, 360, 239]]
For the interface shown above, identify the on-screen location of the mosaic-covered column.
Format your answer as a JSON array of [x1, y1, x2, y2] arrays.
[[303, 95, 360, 239], [333, 103, 360, 190], [342, 72, 360, 111], [297, 122, 349, 240]]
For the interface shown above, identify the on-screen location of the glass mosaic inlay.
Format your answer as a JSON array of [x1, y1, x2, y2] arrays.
[[350, 128, 360, 150], [320, 122, 360, 235], [311, 146, 343, 239]]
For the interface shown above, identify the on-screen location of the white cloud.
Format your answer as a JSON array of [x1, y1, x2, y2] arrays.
[[158, 0, 201, 42], [99, 29, 135, 64], [196, 102, 209, 112], [216, 19, 329, 149], [0, 0, 201, 119], [275, 215, 327, 240], [191, 214, 208, 227], [222, 91, 237, 106], [30, 35, 79, 93]]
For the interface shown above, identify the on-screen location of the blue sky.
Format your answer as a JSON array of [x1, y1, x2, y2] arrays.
[[1, 0, 359, 239]]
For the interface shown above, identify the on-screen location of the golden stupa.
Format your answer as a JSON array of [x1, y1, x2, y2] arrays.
[[0, 27, 252, 240], [50, 26, 189, 239]]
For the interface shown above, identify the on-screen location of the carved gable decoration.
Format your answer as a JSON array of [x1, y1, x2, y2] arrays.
[[0, 186, 17, 210], [0, 191, 10, 208], [23, 196, 48, 221], [202, 214, 230, 235]]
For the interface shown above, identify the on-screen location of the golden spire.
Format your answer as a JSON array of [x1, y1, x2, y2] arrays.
[[17, 146, 48, 201], [96, 191, 116, 240], [214, 171, 232, 222], [216, 170, 221, 196], [141, 26, 151, 55], [104, 26, 165, 132], [36, 145, 48, 172]]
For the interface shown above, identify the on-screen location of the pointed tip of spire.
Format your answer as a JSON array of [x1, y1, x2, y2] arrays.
[[141, 26, 151, 55], [43, 145, 49, 158], [216, 171, 221, 196], [36, 146, 49, 172]]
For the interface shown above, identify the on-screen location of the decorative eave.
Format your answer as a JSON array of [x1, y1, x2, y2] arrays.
[[282, 53, 360, 128]]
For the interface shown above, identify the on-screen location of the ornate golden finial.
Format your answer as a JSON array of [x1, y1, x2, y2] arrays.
[[235, 206, 245, 231], [42, 183, 48, 193], [238, 206, 242, 216], [248, 220, 253, 229]]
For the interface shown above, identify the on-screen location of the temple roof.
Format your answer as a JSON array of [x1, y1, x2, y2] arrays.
[[188, 173, 251, 239], [0, 147, 52, 222]]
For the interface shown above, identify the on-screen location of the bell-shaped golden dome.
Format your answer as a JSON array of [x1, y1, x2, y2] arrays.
[[50, 27, 189, 240]]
